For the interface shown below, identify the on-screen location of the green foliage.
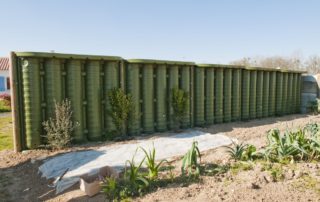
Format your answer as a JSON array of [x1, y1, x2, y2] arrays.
[[181, 141, 201, 177], [140, 146, 167, 180], [108, 88, 134, 136], [224, 141, 258, 161], [0, 100, 10, 113], [171, 87, 189, 129], [230, 161, 253, 175], [0, 116, 13, 151], [308, 99, 320, 114], [42, 99, 78, 150]]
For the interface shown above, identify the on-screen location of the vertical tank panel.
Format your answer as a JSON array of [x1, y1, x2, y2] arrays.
[[142, 64, 154, 133], [292, 73, 297, 113], [215, 68, 224, 123], [276, 72, 283, 115], [223, 68, 232, 122], [104, 61, 119, 136], [232, 69, 241, 121], [168, 66, 179, 129], [155, 65, 167, 131], [44, 59, 62, 119], [66, 60, 84, 142], [127, 64, 140, 135], [297, 74, 301, 113], [241, 70, 250, 120], [86, 60, 102, 140], [269, 71, 276, 116], [287, 73, 293, 113], [205, 68, 214, 125], [256, 71, 263, 118], [282, 73, 288, 115], [180, 66, 191, 128], [262, 71, 270, 117], [22, 58, 42, 149], [249, 71, 257, 119], [194, 67, 205, 126]]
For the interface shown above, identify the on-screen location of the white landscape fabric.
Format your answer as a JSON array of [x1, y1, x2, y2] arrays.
[[39, 131, 233, 194]]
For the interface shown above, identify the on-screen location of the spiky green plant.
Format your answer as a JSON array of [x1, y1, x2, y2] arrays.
[[140, 146, 167, 180], [124, 154, 149, 194], [181, 141, 201, 177], [224, 141, 248, 161]]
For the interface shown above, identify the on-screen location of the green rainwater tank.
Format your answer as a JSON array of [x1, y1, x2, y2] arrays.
[[66, 60, 84, 142], [292, 73, 297, 113], [126, 63, 141, 135], [232, 68, 241, 121], [194, 67, 205, 126], [223, 68, 232, 122], [22, 58, 42, 148], [180, 66, 191, 128], [86, 60, 102, 141], [215, 68, 224, 123], [249, 70, 257, 119], [269, 71, 276, 116], [287, 73, 293, 113], [282, 72, 288, 115], [205, 68, 214, 125], [241, 69, 250, 120], [142, 64, 154, 133], [155, 65, 167, 131], [256, 71, 263, 118], [262, 71, 270, 117], [104, 61, 120, 136], [276, 72, 283, 115]]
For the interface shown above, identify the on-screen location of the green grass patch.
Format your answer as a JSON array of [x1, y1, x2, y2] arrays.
[[0, 116, 13, 150], [230, 161, 253, 175], [0, 100, 11, 113]]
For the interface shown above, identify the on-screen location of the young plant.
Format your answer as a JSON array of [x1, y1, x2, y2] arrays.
[[42, 99, 78, 149], [181, 141, 201, 177], [171, 87, 189, 130], [108, 88, 134, 137], [224, 141, 248, 161], [101, 177, 121, 201], [140, 146, 167, 180], [124, 152, 149, 195]]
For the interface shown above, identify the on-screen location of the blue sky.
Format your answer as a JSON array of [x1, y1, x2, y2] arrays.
[[0, 0, 319, 63]]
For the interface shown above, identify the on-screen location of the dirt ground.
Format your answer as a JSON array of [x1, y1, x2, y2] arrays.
[[1, 113, 320, 202]]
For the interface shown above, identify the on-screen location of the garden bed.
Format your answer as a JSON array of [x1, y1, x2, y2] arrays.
[[1, 113, 320, 201]]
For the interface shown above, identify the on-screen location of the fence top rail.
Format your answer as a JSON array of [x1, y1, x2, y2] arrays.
[[196, 63, 244, 69], [126, 58, 195, 66], [14, 52, 123, 61], [197, 63, 306, 73]]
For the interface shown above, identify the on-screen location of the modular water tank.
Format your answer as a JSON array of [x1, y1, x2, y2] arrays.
[[301, 75, 319, 113]]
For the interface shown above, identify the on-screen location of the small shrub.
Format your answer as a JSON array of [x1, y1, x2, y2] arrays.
[[140, 146, 167, 180], [108, 88, 134, 137], [42, 99, 78, 149], [308, 99, 320, 114], [171, 87, 189, 130], [181, 141, 201, 177], [0, 94, 11, 107]]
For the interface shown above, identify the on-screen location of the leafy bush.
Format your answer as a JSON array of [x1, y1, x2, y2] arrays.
[[171, 87, 189, 130], [108, 88, 134, 136], [42, 99, 78, 149], [181, 141, 201, 177], [140, 146, 167, 180], [308, 99, 320, 114], [0, 94, 11, 107], [0, 94, 11, 112]]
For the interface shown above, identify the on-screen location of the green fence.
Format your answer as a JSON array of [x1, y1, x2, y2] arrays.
[[10, 52, 304, 151]]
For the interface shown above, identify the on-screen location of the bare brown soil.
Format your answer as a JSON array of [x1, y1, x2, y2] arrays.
[[1, 113, 320, 202]]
